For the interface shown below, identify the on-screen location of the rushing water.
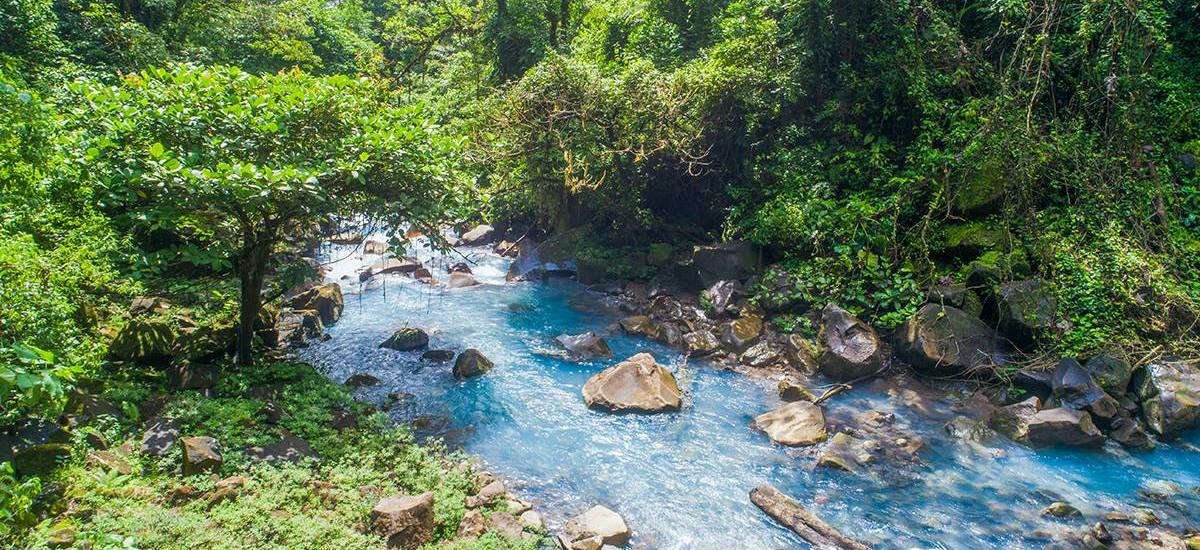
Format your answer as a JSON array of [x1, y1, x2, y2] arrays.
[[301, 237, 1200, 549]]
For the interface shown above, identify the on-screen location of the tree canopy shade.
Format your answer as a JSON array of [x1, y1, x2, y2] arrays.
[[70, 65, 469, 365]]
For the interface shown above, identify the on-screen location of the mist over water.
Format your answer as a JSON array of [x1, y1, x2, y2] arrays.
[[301, 238, 1200, 549]]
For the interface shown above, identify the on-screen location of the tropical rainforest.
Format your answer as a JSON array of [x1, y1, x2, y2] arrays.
[[1, 0, 1199, 546]]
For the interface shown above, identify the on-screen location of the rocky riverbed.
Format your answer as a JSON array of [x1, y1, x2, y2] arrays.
[[292, 227, 1200, 549]]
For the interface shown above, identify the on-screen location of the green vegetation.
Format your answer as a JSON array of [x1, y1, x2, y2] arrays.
[[1, 0, 1199, 545]]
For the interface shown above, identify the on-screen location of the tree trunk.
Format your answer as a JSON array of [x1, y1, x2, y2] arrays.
[[235, 233, 272, 367]]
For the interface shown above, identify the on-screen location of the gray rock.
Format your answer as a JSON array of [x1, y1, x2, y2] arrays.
[[380, 328, 429, 351], [990, 398, 1104, 447], [1085, 353, 1135, 396], [447, 272, 482, 289], [1051, 358, 1120, 420], [141, 417, 180, 457], [995, 278, 1056, 347], [555, 332, 613, 360], [167, 362, 219, 390], [419, 349, 455, 363], [816, 304, 883, 380], [455, 225, 496, 246], [894, 304, 1006, 376], [366, 257, 423, 277], [703, 280, 743, 315], [1133, 360, 1200, 437], [751, 401, 826, 446], [345, 372, 381, 387], [247, 434, 316, 464], [560, 505, 630, 548], [453, 349, 494, 378]]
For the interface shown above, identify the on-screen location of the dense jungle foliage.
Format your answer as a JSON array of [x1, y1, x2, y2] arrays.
[[0, 0, 1198, 544]]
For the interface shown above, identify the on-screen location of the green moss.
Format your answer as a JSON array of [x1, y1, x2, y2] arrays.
[[941, 222, 1008, 256]]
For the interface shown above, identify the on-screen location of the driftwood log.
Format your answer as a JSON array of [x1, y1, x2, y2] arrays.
[[750, 485, 870, 550]]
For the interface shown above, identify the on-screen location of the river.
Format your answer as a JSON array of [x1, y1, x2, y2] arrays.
[[300, 237, 1200, 549]]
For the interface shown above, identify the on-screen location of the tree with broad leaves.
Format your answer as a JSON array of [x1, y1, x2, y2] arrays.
[[72, 64, 468, 366]]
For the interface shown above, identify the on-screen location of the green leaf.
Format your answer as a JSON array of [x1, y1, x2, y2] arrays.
[[148, 142, 165, 159]]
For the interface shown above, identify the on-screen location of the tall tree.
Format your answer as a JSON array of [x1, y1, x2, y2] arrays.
[[73, 65, 467, 365]]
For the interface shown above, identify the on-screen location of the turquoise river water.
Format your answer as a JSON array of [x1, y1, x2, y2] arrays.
[[300, 238, 1200, 549]]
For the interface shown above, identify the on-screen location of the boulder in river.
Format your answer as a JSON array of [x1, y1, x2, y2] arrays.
[[446, 272, 482, 289], [560, 505, 631, 549], [555, 332, 613, 360], [989, 397, 1104, 447], [380, 328, 429, 351], [453, 349, 494, 378], [582, 353, 682, 413], [419, 349, 455, 363], [345, 372, 381, 387], [367, 257, 423, 278], [995, 278, 1056, 348], [751, 401, 826, 446], [894, 303, 1005, 376], [816, 304, 883, 381], [371, 492, 435, 549], [1133, 360, 1200, 437], [290, 283, 344, 325], [455, 225, 496, 246]]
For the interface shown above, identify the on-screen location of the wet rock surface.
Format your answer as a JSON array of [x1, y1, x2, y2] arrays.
[[582, 353, 682, 413]]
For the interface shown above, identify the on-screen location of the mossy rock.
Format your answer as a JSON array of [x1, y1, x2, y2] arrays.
[[941, 222, 1009, 258], [962, 249, 1031, 289], [13, 442, 72, 477], [380, 328, 429, 351], [995, 278, 1056, 347], [107, 316, 178, 363], [954, 162, 1005, 215], [645, 243, 674, 267], [174, 322, 236, 362]]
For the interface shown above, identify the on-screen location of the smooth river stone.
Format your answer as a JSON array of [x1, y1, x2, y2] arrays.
[[751, 401, 827, 446], [582, 353, 681, 413]]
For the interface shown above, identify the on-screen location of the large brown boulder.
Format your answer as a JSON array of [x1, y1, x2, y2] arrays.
[[370, 492, 435, 549], [1133, 360, 1200, 437], [751, 401, 826, 446], [894, 304, 1006, 376], [816, 304, 882, 380], [290, 283, 343, 325], [181, 436, 223, 475], [619, 315, 662, 340], [582, 353, 682, 413], [559, 505, 631, 549]]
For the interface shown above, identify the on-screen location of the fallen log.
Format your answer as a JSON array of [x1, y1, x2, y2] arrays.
[[750, 485, 870, 550]]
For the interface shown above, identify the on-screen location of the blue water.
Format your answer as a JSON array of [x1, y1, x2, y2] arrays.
[[302, 240, 1200, 549]]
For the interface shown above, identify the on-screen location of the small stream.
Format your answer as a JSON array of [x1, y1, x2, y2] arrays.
[[301, 237, 1200, 549]]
